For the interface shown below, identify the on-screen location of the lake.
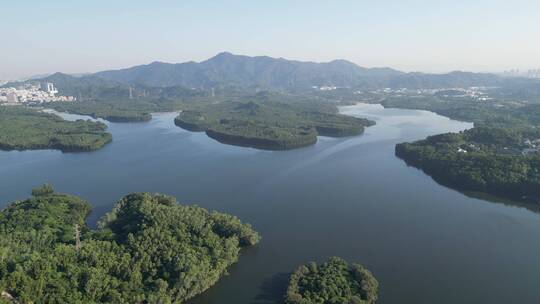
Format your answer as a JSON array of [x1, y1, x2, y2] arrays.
[[2, 104, 540, 304]]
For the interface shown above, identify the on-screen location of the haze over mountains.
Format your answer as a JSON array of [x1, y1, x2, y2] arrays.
[[10, 52, 511, 92], [95, 52, 406, 89], [94, 52, 502, 89]]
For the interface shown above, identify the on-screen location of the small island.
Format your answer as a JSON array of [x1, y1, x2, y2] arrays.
[[0, 185, 260, 303], [396, 126, 540, 202], [175, 101, 375, 150], [285, 257, 379, 304], [0, 106, 112, 152]]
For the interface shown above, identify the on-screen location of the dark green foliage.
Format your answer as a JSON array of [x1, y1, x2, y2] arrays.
[[0, 189, 260, 303], [303, 111, 375, 137], [0, 106, 111, 152], [31, 184, 55, 197], [175, 99, 374, 150], [380, 95, 540, 128], [396, 126, 540, 202], [205, 120, 318, 151], [47, 98, 191, 122], [285, 257, 378, 304], [382, 91, 540, 202]]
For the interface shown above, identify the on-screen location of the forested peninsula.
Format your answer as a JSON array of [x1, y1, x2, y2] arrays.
[[175, 100, 374, 150], [47, 98, 188, 122], [0, 106, 111, 152], [396, 126, 540, 203], [0, 185, 260, 303], [379, 92, 540, 202], [285, 257, 379, 304]]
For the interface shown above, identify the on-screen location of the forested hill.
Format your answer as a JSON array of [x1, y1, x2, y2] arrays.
[[0, 106, 111, 152], [285, 257, 379, 304], [0, 186, 260, 303], [93, 52, 503, 89], [174, 100, 375, 150]]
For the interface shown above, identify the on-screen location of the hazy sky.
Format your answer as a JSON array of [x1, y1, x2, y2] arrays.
[[2, 0, 540, 79]]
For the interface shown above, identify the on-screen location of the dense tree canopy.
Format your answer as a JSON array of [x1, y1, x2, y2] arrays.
[[396, 126, 540, 202], [0, 186, 260, 303], [175, 99, 374, 150], [380, 89, 540, 203], [380, 95, 540, 129], [47, 98, 193, 123], [0, 106, 111, 152], [285, 257, 378, 304]]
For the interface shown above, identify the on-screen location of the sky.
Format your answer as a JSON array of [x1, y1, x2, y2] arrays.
[[1, 0, 540, 79]]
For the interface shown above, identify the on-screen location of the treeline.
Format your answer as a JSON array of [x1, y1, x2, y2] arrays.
[[0, 106, 111, 152], [396, 127, 540, 202], [381, 95, 540, 128], [206, 124, 318, 151], [382, 91, 540, 202], [285, 257, 379, 304], [175, 98, 374, 150], [0, 186, 260, 303], [47, 98, 190, 123], [38, 89, 376, 150]]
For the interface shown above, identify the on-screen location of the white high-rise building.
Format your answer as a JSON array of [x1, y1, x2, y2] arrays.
[[43, 83, 58, 96]]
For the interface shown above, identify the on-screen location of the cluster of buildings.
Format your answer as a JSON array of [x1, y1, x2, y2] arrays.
[[522, 139, 540, 156], [364, 87, 494, 101], [435, 87, 494, 101], [0, 83, 75, 104], [312, 85, 339, 91], [456, 139, 540, 156]]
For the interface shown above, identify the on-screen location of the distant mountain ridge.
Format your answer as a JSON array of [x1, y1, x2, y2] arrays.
[[93, 52, 400, 89], [6, 52, 509, 93], [94, 52, 502, 89]]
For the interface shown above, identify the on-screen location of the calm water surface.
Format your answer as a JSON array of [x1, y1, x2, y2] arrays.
[[2, 104, 540, 304]]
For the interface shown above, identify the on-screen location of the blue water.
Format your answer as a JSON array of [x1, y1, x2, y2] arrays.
[[2, 104, 539, 304]]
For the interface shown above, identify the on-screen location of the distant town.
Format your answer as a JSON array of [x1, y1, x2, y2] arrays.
[[0, 83, 75, 105], [368, 87, 495, 101]]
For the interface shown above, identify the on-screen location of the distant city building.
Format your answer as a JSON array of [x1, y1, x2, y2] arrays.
[[43, 82, 58, 96], [6, 92, 18, 103], [312, 85, 338, 91]]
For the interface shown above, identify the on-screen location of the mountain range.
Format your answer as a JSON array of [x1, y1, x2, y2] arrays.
[[8, 52, 512, 94], [94, 52, 502, 89]]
